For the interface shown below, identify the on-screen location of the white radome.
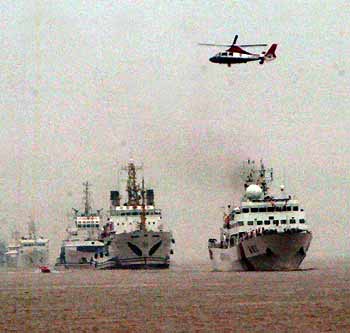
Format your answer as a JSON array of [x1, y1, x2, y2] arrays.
[[246, 184, 263, 200]]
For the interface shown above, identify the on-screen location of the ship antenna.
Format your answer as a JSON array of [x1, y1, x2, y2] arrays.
[[83, 181, 92, 215]]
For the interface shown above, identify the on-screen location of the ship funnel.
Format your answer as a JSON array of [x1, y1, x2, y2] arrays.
[[110, 191, 120, 207], [146, 189, 154, 206]]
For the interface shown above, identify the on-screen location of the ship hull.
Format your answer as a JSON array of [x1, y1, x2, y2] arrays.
[[96, 230, 173, 270], [55, 241, 105, 270], [209, 231, 312, 271], [5, 249, 49, 269], [54, 263, 95, 270]]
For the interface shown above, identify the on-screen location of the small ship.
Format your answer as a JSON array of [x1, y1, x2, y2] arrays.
[[208, 160, 312, 271], [5, 221, 49, 269], [96, 160, 175, 269], [55, 182, 104, 269]]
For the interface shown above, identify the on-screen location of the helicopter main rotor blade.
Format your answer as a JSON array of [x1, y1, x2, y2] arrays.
[[239, 44, 268, 47], [198, 43, 232, 47], [198, 43, 267, 48]]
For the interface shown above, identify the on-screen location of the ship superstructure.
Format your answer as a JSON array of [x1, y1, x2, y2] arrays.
[[5, 222, 49, 269], [96, 160, 174, 269], [208, 160, 312, 271], [55, 182, 104, 269]]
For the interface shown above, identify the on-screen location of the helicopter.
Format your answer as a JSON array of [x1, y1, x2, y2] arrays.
[[199, 35, 277, 66]]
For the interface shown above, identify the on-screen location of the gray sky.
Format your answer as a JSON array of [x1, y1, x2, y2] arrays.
[[0, 1, 349, 262]]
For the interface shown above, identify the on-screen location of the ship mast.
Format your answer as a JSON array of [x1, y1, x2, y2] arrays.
[[140, 178, 147, 231], [257, 160, 273, 195], [28, 218, 37, 240], [82, 181, 92, 215], [124, 161, 142, 206], [241, 159, 273, 196]]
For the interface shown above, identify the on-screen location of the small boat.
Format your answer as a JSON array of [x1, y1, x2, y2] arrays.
[[39, 265, 51, 273]]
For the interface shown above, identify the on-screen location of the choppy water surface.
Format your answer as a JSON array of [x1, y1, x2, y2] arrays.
[[0, 259, 349, 332]]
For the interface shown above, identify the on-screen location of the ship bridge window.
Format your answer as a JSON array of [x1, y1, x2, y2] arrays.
[[259, 207, 267, 212], [222, 52, 228, 56], [267, 207, 275, 212], [247, 221, 254, 226], [251, 208, 258, 213], [293, 206, 299, 211], [299, 219, 305, 224], [281, 219, 287, 224], [229, 52, 233, 56], [264, 220, 270, 225], [242, 208, 249, 213], [275, 207, 282, 212], [237, 221, 244, 226], [132, 212, 138, 216], [257, 221, 263, 225], [286, 206, 292, 211], [273, 220, 279, 226], [290, 218, 296, 224]]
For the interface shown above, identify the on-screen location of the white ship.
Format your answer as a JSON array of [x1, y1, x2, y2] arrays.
[[55, 182, 105, 269], [5, 222, 49, 269], [208, 160, 312, 271], [96, 161, 175, 269]]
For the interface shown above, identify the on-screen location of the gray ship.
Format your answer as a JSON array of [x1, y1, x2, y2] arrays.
[[208, 160, 312, 271], [96, 160, 175, 269], [5, 222, 49, 269], [55, 182, 104, 269]]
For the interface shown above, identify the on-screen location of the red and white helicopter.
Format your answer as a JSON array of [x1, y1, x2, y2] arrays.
[[199, 35, 277, 66]]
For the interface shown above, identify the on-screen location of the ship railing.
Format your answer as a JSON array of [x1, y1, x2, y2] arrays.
[[208, 239, 229, 249]]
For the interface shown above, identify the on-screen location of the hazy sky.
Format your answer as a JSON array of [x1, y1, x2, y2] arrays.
[[0, 1, 349, 262]]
